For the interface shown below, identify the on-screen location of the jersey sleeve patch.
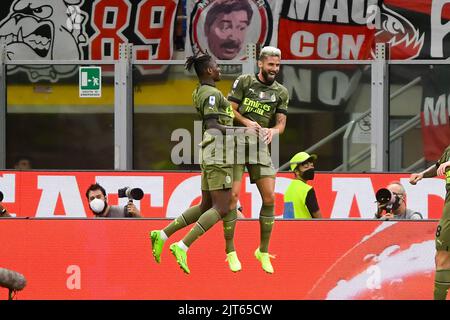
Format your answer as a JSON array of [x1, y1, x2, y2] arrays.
[[209, 95, 216, 106]]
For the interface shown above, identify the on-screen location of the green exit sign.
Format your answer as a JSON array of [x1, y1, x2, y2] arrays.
[[79, 66, 101, 97]]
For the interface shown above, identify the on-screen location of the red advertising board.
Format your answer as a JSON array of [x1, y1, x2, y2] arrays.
[[0, 171, 446, 219], [0, 219, 436, 300]]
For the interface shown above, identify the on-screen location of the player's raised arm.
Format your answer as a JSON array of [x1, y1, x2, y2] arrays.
[[409, 164, 438, 185]]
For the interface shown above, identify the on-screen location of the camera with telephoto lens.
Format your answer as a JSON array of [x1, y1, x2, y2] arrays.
[[118, 187, 144, 217], [375, 188, 401, 214], [118, 187, 144, 201]]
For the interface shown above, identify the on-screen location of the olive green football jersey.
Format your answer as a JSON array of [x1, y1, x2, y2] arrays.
[[193, 83, 234, 130], [193, 83, 234, 165], [227, 73, 289, 128]]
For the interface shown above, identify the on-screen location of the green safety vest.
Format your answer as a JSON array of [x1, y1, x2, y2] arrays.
[[283, 179, 313, 219]]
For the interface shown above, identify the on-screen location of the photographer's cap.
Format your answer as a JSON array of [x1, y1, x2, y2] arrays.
[[289, 152, 317, 171]]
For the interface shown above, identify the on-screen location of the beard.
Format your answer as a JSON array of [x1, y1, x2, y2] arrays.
[[261, 69, 276, 84]]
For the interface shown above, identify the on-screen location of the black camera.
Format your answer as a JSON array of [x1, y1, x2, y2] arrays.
[[118, 187, 144, 201], [375, 188, 400, 213], [118, 187, 143, 217]]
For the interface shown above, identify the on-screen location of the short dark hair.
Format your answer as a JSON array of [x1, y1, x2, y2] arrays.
[[185, 51, 213, 77], [14, 155, 33, 164], [85, 183, 106, 200], [205, 0, 253, 34]]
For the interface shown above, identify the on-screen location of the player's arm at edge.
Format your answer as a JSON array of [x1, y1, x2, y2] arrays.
[[409, 163, 438, 185]]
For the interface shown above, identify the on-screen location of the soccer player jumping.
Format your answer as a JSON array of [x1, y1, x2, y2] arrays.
[[149, 51, 257, 274]]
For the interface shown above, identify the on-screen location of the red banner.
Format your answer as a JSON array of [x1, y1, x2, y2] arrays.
[[420, 66, 450, 162], [0, 219, 436, 300], [420, 112, 450, 162], [277, 19, 375, 60], [0, 171, 446, 219]]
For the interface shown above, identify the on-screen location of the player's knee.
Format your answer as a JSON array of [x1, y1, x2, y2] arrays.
[[217, 208, 229, 218], [262, 193, 275, 206], [213, 204, 229, 218], [199, 197, 212, 212], [199, 202, 211, 213], [435, 250, 450, 269]]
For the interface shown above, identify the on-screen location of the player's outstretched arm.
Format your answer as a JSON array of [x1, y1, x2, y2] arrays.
[[409, 164, 438, 185]]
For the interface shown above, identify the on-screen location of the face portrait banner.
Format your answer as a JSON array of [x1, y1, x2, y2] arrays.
[[186, 0, 278, 63]]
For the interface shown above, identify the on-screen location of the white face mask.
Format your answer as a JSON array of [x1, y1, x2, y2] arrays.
[[89, 198, 106, 214]]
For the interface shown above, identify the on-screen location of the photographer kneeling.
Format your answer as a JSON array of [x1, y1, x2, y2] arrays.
[[86, 183, 142, 218], [374, 181, 422, 220]]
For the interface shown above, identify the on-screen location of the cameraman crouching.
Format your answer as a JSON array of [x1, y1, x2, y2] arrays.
[[86, 183, 141, 218], [374, 181, 423, 220]]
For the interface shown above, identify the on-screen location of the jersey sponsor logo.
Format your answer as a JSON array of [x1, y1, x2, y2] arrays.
[[242, 97, 271, 116]]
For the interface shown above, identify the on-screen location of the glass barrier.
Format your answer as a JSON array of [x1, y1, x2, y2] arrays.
[[280, 63, 371, 172], [389, 63, 428, 172], [133, 62, 243, 170], [6, 64, 115, 169], [4, 61, 437, 172], [133, 62, 371, 172]]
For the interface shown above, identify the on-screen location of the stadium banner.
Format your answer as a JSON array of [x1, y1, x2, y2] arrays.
[[0, 171, 445, 219], [185, 0, 279, 61], [276, 0, 450, 61], [0, 219, 435, 299], [420, 65, 450, 162], [0, 0, 180, 82], [3, 0, 450, 111], [276, 0, 427, 111]]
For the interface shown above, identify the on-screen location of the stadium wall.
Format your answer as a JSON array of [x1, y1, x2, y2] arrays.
[[0, 219, 437, 300], [0, 171, 446, 219]]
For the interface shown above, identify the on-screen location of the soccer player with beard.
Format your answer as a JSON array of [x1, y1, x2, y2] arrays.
[[224, 46, 289, 273]]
